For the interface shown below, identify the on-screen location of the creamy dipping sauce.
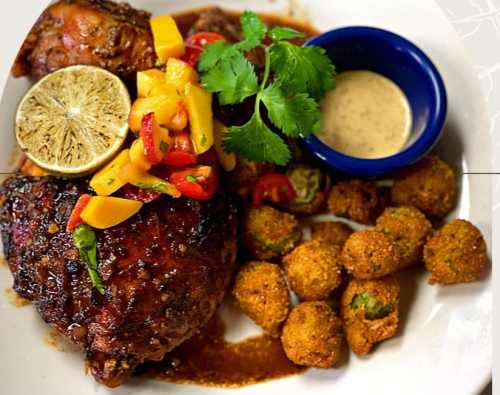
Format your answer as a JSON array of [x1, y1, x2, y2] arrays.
[[319, 70, 412, 159]]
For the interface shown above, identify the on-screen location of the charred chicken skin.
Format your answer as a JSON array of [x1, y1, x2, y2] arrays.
[[12, 0, 156, 81], [0, 176, 238, 387]]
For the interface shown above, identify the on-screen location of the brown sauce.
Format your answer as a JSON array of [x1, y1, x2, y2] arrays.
[[137, 314, 306, 387], [4, 288, 31, 307]]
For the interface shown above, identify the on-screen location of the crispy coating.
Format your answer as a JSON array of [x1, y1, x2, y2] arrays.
[[281, 301, 343, 368], [232, 262, 290, 335], [341, 230, 401, 279], [391, 155, 457, 218], [311, 221, 354, 248], [244, 205, 302, 261], [423, 219, 487, 284], [341, 276, 399, 355], [375, 206, 433, 268], [327, 180, 386, 224], [283, 240, 343, 301]]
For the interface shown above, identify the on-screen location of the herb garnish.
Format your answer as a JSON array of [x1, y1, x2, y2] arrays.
[[72, 223, 105, 294], [198, 11, 336, 165], [351, 292, 393, 320]]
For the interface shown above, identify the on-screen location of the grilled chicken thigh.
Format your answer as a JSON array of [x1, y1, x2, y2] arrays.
[[0, 176, 238, 387], [12, 0, 156, 81]]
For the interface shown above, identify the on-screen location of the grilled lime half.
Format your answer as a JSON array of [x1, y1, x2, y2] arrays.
[[15, 65, 131, 177]]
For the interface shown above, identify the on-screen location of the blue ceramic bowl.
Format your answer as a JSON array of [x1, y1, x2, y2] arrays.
[[301, 26, 447, 177]]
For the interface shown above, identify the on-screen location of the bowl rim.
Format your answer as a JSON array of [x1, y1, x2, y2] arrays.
[[301, 25, 448, 175]]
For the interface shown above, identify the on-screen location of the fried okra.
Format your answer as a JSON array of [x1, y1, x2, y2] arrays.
[[341, 230, 401, 279], [391, 155, 457, 218], [375, 206, 433, 268], [279, 165, 330, 215], [423, 219, 487, 285], [341, 276, 400, 355], [327, 180, 386, 224], [281, 301, 343, 368], [311, 221, 354, 248], [244, 205, 302, 261], [283, 240, 343, 301], [232, 262, 290, 335]]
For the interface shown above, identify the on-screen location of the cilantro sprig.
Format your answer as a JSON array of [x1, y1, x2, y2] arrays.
[[198, 11, 336, 165]]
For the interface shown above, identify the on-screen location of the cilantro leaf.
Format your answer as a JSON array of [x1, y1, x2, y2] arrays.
[[201, 51, 259, 105], [236, 11, 268, 51], [351, 292, 393, 320], [224, 113, 290, 165], [72, 224, 105, 295], [270, 41, 336, 100], [269, 26, 305, 41], [261, 84, 320, 137], [198, 40, 236, 72]]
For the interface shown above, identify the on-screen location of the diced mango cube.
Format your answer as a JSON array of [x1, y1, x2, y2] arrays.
[[150, 15, 185, 64], [128, 95, 183, 132], [149, 82, 181, 98], [165, 58, 198, 92], [185, 82, 213, 154], [137, 69, 165, 97], [129, 138, 152, 171], [81, 196, 143, 229], [90, 150, 130, 196], [213, 120, 236, 171]]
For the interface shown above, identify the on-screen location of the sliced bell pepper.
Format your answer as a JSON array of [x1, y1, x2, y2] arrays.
[[90, 149, 130, 196], [80, 196, 143, 229], [140, 113, 171, 164], [184, 82, 213, 154], [150, 15, 185, 64], [170, 165, 218, 200], [252, 173, 297, 207], [163, 132, 197, 166], [66, 194, 92, 233]]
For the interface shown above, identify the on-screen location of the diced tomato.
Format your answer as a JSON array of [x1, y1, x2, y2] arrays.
[[252, 173, 297, 207], [181, 32, 225, 67], [140, 112, 171, 164], [163, 132, 197, 166], [67, 194, 92, 232], [170, 165, 218, 200], [120, 184, 161, 203]]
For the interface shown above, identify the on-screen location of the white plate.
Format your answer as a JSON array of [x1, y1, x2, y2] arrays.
[[0, 1, 492, 395]]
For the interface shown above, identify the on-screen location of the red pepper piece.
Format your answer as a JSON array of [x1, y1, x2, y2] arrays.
[[66, 194, 92, 232], [170, 165, 218, 200], [163, 132, 197, 166]]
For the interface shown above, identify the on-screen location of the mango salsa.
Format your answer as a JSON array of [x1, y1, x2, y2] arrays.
[[80, 196, 143, 229], [137, 69, 166, 97], [119, 163, 181, 198], [129, 138, 152, 171], [128, 95, 183, 132], [165, 58, 198, 92], [213, 120, 236, 171], [185, 82, 213, 154], [90, 150, 130, 196], [150, 15, 185, 64]]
